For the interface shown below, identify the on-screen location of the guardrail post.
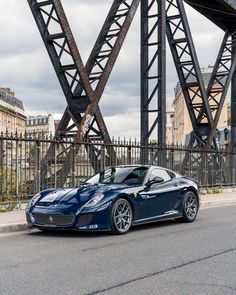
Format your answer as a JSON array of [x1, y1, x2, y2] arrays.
[[127, 145, 132, 165], [36, 140, 41, 193], [16, 139, 19, 197], [71, 144, 76, 187]]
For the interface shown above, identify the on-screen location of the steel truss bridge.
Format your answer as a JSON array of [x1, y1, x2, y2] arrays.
[[26, 0, 236, 187]]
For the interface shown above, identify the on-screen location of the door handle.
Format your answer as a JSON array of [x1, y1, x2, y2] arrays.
[[174, 182, 178, 187]]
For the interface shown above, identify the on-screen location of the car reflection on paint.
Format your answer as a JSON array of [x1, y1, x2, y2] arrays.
[[26, 165, 199, 235]]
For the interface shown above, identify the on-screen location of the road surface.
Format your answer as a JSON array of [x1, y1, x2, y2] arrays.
[[0, 205, 236, 295]]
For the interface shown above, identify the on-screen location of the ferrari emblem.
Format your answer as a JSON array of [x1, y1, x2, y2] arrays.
[[49, 216, 53, 223]]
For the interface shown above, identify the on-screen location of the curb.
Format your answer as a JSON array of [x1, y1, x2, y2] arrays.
[[201, 200, 236, 208], [0, 223, 27, 234]]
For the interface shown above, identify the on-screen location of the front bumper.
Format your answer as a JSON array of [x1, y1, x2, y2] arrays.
[[26, 204, 112, 231]]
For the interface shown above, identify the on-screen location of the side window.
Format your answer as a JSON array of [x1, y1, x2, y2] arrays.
[[149, 169, 171, 183], [122, 167, 148, 184]]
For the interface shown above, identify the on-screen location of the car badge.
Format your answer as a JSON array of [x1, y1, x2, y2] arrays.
[[49, 216, 54, 223]]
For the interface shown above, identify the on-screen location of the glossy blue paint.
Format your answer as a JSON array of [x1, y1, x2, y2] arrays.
[[26, 165, 199, 233]]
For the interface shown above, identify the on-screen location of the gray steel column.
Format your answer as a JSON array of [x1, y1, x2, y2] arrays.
[[140, 0, 166, 164], [231, 34, 236, 147], [158, 0, 166, 147], [158, 0, 166, 167], [140, 0, 149, 164], [140, 0, 149, 147]]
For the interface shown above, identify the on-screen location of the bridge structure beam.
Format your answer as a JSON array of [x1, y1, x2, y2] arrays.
[[27, 0, 140, 187], [165, 0, 236, 183], [139, 0, 236, 182], [27, 0, 236, 187], [140, 0, 166, 151]]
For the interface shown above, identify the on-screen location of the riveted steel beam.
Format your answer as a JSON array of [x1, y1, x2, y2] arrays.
[[141, 0, 166, 146], [166, 0, 214, 146], [231, 33, 236, 147], [28, 0, 140, 187], [140, 0, 166, 165], [207, 33, 236, 146]]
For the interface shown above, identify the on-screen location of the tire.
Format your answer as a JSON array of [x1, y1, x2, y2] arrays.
[[110, 198, 133, 235], [180, 191, 199, 222]]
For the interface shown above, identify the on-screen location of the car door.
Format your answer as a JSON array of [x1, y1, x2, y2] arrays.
[[141, 168, 180, 218]]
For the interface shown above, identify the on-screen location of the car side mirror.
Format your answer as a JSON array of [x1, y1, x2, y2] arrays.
[[145, 176, 164, 187]]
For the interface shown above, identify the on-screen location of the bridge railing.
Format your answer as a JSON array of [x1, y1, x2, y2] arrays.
[[0, 132, 235, 199]]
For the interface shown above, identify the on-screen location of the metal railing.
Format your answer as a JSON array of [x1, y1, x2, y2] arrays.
[[0, 132, 236, 199]]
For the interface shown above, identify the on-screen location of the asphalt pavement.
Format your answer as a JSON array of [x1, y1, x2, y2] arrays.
[[0, 191, 236, 234], [0, 205, 236, 294]]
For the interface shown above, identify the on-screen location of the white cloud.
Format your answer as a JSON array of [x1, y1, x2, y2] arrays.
[[106, 111, 140, 139]]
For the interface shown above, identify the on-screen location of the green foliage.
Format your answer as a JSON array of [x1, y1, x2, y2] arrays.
[[206, 187, 222, 194], [0, 168, 18, 212], [0, 195, 18, 212], [0, 168, 17, 195], [212, 187, 222, 194], [0, 207, 7, 213], [149, 139, 158, 146]]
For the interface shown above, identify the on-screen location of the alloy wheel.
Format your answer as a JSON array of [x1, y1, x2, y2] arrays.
[[112, 199, 132, 234], [185, 192, 198, 221]]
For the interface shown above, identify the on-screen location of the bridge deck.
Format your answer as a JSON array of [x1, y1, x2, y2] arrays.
[[184, 0, 236, 33]]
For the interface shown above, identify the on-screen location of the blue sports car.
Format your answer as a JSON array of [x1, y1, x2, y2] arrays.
[[26, 165, 199, 234]]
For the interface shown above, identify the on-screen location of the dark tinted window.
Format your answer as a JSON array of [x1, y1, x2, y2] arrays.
[[86, 167, 148, 185]]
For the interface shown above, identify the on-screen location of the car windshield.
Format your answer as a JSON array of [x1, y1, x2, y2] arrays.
[[86, 166, 148, 185]]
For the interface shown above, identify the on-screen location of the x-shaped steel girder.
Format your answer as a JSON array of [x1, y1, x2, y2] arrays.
[[28, 0, 140, 186], [166, 0, 236, 148]]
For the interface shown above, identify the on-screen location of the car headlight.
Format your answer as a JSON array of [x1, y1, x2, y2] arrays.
[[84, 193, 104, 208], [27, 193, 41, 208]]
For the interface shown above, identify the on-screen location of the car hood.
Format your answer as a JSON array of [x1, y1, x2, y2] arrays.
[[36, 183, 138, 208]]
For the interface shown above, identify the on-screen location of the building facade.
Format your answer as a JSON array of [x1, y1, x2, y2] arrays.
[[166, 108, 174, 145], [0, 87, 26, 134], [173, 67, 229, 145], [26, 114, 55, 137], [0, 87, 26, 168]]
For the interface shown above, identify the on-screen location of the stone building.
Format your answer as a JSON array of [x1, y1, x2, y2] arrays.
[[173, 67, 229, 145], [26, 114, 55, 137], [166, 107, 174, 145], [0, 87, 26, 134], [0, 87, 26, 168]]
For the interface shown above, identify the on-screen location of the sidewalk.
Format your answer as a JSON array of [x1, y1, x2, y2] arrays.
[[0, 204, 27, 234], [0, 192, 236, 234]]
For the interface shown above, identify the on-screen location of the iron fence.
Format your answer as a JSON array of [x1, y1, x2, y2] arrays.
[[0, 132, 236, 199]]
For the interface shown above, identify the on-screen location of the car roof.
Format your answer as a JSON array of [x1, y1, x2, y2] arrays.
[[116, 165, 163, 169], [115, 165, 182, 177]]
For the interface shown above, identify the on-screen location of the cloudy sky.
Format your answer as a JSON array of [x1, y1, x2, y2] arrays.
[[0, 0, 225, 139]]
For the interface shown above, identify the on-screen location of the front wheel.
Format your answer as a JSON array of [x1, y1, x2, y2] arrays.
[[110, 198, 133, 235], [180, 191, 199, 222]]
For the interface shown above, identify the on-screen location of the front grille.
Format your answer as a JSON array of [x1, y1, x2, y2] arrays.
[[32, 213, 74, 226]]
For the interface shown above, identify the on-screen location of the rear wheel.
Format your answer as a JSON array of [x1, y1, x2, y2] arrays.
[[111, 198, 133, 235], [180, 191, 199, 222]]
